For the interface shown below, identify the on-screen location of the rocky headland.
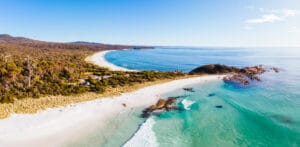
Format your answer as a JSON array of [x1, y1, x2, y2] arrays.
[[190, 64, 279, 85]]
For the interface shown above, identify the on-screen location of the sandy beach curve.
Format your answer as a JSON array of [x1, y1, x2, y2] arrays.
[[85, 50, 137, 71]]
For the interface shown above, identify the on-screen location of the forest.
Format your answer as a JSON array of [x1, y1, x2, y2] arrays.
[[0, 35, 184, 103]]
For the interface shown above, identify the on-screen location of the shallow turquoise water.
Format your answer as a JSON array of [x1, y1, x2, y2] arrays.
[[66, 107, 145, 147], [156, 80, 300, 146], [73, 48, 300, 146]]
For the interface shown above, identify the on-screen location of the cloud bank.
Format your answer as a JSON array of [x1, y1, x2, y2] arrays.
[[246, 9, 298, 24]]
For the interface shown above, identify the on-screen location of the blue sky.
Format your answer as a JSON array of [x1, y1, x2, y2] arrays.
[[0, 0, 299, 47]]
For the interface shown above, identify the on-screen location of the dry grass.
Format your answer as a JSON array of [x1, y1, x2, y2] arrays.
[[0, 75, 197, 119]]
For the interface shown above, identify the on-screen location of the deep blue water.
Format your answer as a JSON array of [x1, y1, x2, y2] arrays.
[[105, 47, 300, 74]]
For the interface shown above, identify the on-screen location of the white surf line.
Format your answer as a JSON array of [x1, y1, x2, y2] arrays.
[[123, 117, 158, 147]]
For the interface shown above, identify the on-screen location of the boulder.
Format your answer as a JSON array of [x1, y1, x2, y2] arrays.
[[141, 97, 178, 118], [156, 99, 167, 109], [147, 105, 157, 112], [271, 67, 279, 73], [166, 98, 176, 105]]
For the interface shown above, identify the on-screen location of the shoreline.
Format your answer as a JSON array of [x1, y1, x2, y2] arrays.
[[0, 50, 226, 147], [0, 75, 224, 147], [85, 50, 137, 71]]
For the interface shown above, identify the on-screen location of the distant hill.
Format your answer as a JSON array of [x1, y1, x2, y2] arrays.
[[71, 41, 105, 46], [0, 34, 152, 51], [0, 34, 44, 44]]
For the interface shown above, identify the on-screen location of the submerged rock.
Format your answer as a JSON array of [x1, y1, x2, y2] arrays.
[[223, 74, 250, 85], [183, 88, 195, 92], [208, 93, 216, 97], [272, 114, 293, 124], [215, 105, 223, 108], [271, 67, 279, 73], [169, 95, 189, 99], [140, 112, 151, 118]]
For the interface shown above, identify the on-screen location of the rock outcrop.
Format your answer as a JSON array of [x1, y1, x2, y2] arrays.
[[141, 98, 178, 118], [190, 64, 279, 85], [223, 65, 269, 85], [189, 64, 239, 74]]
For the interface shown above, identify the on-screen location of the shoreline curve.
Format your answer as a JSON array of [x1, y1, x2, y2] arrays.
[[0, 75, 224, 147], [85, 50, 137, 71]]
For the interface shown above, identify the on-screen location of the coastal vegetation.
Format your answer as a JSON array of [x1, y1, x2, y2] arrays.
[[0, 35, 185, 118]]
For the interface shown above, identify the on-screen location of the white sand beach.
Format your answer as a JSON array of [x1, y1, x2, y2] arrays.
[[0, 50, 224, 147], [85, 50, 137, 71]]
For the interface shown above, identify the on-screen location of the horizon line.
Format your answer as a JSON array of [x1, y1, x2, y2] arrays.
[[1, 33, 300, 48]]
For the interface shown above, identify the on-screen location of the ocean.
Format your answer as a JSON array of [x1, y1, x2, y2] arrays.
[[70, 47, 300, 147]]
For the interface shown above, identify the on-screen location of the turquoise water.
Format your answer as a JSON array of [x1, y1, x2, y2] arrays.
[[73, 48, 300, 146], [66, 107, 145, 147]]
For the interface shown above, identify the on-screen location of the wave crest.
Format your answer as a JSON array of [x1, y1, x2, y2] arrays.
[[123, 117, 158, 147]]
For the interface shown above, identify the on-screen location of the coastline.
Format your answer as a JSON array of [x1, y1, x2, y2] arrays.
[[0, 75, 224, 147], [0, 50, 225, 146], [85, 50, 137, 71]]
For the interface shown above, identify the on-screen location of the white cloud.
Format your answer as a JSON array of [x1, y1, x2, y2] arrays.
[[288, 26, 300, 33], [283, 9, 298, 16], [246, 14, 282, 23], [245, 9, 299, 24]]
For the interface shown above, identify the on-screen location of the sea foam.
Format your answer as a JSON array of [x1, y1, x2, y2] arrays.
[[123, 117, 158, 147], [181, 99, 195, 110]]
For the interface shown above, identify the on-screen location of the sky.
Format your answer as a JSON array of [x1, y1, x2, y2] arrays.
[[0, 0, 300, 47]]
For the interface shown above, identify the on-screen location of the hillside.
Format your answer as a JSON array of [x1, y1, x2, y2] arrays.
[[0, 34, 146, 51], [0, 34, 180, 105]]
